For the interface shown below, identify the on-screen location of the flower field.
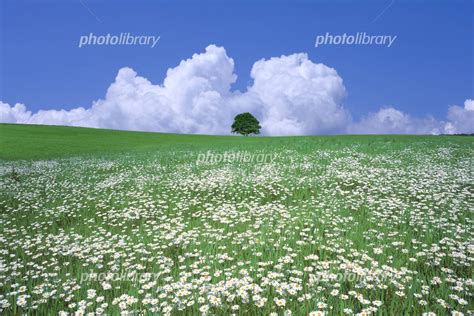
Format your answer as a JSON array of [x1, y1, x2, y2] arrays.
[[0, 125, 472, 315]]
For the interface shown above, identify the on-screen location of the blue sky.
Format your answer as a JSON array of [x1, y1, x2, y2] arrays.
[[0, 0, 473, 135]]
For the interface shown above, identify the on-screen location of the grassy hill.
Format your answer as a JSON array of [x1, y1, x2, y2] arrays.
[[0, 123, 473, 315], [0, 124, 238, 160], [1, 123, 471, 160]]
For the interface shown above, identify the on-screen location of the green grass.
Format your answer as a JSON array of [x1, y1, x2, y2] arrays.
[[0, 123, 473, 315], [1, 123, 471, 160], [0, 124, 242, 160]]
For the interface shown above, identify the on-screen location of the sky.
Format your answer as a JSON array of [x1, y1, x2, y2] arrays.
[[0, 0, 473, 135]]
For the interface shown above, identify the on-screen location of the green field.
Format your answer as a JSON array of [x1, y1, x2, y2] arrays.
[[0, 124, 473, 315]]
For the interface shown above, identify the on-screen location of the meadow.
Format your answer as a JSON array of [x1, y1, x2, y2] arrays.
[[0, 124, 472, 315]]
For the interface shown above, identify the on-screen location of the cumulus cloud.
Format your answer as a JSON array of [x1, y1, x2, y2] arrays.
[[0, 102, 32, 123], [347, 107, 444, 135], [443, 99, 474, 134], [0, 45, 472, 135], [348, 101, 474, 135], [249, 53, 350, 135], [0, 45, 349, 136], [13, 45, 239, 134]]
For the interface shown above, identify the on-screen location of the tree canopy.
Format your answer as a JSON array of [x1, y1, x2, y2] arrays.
[[231, 112, 261, 136]]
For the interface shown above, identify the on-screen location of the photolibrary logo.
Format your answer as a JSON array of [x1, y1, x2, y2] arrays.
[[315, 32, 397, 48], [196, 150, 278, 165], [78, 33, 160, 48], [309, 271, 395, 284], [80, 271, 161, 283]]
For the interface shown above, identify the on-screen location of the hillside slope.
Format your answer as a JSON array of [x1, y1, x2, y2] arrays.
[[1, 123, 471, 160]]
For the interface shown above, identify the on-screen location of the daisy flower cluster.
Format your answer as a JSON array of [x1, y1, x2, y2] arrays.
[[0, 140, 472, 315]]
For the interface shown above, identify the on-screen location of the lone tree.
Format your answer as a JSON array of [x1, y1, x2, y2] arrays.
[[231, 112, 261, 136]]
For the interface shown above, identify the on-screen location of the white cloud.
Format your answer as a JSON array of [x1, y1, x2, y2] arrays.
[[0, 45, 472, 135], [443, 99, 474, 134], [1, 46, 239, 134], [0, 45, 348, 136], [249, 53, 350, 135], [348, 100, 474, 135], [347, 107, 443, 135], [0, 102, 32, 123], [464, 99, 474, 111]]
